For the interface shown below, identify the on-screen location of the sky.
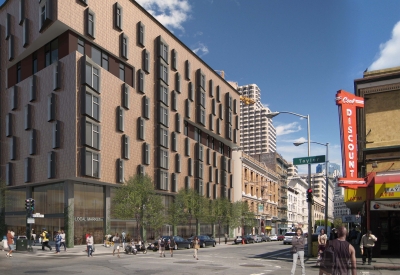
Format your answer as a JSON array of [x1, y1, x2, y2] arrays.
[[2, 0, 400, 174]]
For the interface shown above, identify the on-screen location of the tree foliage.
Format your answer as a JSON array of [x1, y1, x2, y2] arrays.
[[111, 175, 164, 241], [207, 197, 231, 243], [230, 201, 256, 232], [333, 217, 343, 229]]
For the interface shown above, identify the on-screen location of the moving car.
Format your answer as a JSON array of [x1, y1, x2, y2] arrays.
[[283, 232, 296, 245], [148, 236, 192, 251], [269, 234, 278, 241], [188, 235, 216, 248]]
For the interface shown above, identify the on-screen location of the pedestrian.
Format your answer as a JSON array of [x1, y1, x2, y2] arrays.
[[60, 230, 66, 251], [54, 231, 62, 254], [85, 232, 89, 252], [168, 236, 175, 257], [31, 228, 36, 246], [224, 233, 228, 244], [330, 228, 338, 240], [41, 229, 52, 251], [320, 226, 357, 275], [6, 230, 14, 258], [290, 228, 305, 275], [158, 236, 166, 257], [121, 231, 126, 249], [86, 232, 94, 257], [360, 230, 377, 265], [316, 228, 328, 266], [112, 233, 121, 258], [192, 236, 200, 260]]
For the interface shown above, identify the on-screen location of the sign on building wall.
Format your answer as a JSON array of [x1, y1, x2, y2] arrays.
[[341, 215, 362, 223], [335, 90, 365, 186], [344, 188, 366, 203], [375, 182, 400, 199], [371, 200, 400, 211]]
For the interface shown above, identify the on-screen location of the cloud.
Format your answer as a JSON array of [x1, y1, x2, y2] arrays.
[[275, 122, 302, 136], [192, 42, 209, 57], [369, 21, 400, 71], [193, 31, 203, 37], [136, 0, 191, 31]]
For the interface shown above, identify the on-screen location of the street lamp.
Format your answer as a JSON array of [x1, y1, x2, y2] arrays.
[[294, 141, 330, 235], [266, 111, 313, 257]]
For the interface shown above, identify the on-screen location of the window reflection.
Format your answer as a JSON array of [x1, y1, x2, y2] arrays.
[[33, 182, 64, 214]]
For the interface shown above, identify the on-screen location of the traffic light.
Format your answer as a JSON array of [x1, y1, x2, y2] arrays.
[[31, 199, 35, 211], [25, 199, 31, 210], [306, 188, 313, 204]]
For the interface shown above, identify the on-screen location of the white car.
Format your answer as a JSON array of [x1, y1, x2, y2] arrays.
[[269, 234, 278, 241], [283, 232, 295, 245]]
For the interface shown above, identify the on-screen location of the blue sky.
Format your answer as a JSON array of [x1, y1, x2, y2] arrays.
[[136, 0, 400, 173], [3, 0, 400, 174]]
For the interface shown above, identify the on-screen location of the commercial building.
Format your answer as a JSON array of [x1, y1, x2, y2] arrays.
[[238, 84, 276, 155], [287, 170, 308, 231], [349, 66, 400, 256], [0, 0, 240, 245], [241, 153, 279, 235]]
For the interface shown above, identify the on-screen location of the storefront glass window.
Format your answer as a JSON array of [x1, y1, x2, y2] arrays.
[[4, 188, 26, 212], [33, 182, 64, 214]]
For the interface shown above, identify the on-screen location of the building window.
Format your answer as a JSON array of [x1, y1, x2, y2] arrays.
[[160, 62, 169, 84], [138, 22, 145, 46], [171, 91, 177, 111], [78, 38, 85, 55], [159, 82, 169, 106], [138, 165, 145, 176], [196, 143, 204, 162], [122, 83, 130, 109], [159, 37, 169, 62], [85, 119, 100, 150], [9, 136, 16, 160], [48, 93, 56, 122], [200, 91, 206, 107], [176, 154, 181, 173], [198, 108, 206, 126], [216, 85, 220, 102], [176, 113, 181, 133], [172, 132, 177, 152], [45, 39, 58, 67], [211, 137, 214, 150], [84, 149, 100, 178], [184, 121, 188, 136], [194, 127, 201, 142], [196, 162, 203, 179], [171, 173, 177, 192], [117, 159, 124, 183], [159, 148, 169, 169], [25, 157, 32, 183], [159, 126, 169, 148], [32, 52, 38, 74], [91, 46, 101, 65], [86, 8, 96, 38], [53, 120, 61, 149], [48, 151, 56, 178], [114, 2, 123, 30], [39, 0, 52, 32], [121, 135, 129, 159], [17, 62, 21, 83], [85, 61, 100, 92], [188, 158, 193, 176], [143, 97, 150, 119], [212, 99, 216, 115], [138, 70, 145, 93], [219, 104, 224, 120], [143, 143, 150, 165], [8, 35, 14, 61], [138, 117, 145, 140], [185, 138, 190, 156], [185, 60, 190, 80], [53, 61, 61, 91], [188, 82, 193, 101], [171, 49, 177, 70], [6, 163, 13, 186], [117, 106, 124, 132], [120, 33, 128, 59], [30, 129, 37, 155], [200, 72, 206, 89], [185, 99, 191, 118], [159, 105, 169, 127], [84, 91, 100, 121], [119, 63, 125, 81], [175, 73, 181, 93], [6, 13, 11, 39], [209, 80, 214, 97], [143, 50, 150, 73], [25, 104, 32, 130], [158, 170, 168, 191]]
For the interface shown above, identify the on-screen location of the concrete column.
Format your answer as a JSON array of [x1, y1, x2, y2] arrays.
[[104, 186, 110, 235], [64, 181, 74, 248]]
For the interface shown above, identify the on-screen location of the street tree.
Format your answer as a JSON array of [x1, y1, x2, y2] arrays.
[[333, 217, 343, 229], [230, 201, 256, 235], [111, 174, 164, 242], [207, 197, 231, 244]]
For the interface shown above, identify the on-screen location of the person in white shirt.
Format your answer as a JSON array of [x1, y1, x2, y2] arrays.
[[60, 230, 66, 251], [86, 232, 94, 257]]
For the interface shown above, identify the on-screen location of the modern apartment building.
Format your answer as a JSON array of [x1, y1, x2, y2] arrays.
[[0, 0, 240, 245], [238, 84, 276, 155], [241, 153, 279, 235]]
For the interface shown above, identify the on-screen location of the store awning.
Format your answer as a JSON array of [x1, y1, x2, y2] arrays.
[[374, 171, 400, 200], [265, 226, 272, 230], [375, 171, 400, 184]]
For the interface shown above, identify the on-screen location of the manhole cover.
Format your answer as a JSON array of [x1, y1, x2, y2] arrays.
[[25, 271, 48, 274], [240, 264, 265, 268], [173, 261, 197, 264]]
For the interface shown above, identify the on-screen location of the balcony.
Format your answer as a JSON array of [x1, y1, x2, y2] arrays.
[[281, 195, 288, 199]]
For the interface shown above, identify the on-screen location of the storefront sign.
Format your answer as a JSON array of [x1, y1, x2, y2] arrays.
[[265, 226, 272, 230], [341, 215, 361, 223], [344, 188, 366, 202], [336, 90, 365, 185], [375, 183, 400, 199], [370, 200, 400, 211], [74, 217, 104, 222]]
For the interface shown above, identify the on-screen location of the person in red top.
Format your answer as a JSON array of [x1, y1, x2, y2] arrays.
[[6, 230, 14, 258]]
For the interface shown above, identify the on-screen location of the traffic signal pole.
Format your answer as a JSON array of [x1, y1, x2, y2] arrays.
[[25, 198, 35, 251]]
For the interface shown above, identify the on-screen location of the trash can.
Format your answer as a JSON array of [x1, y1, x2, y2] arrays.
[[16, 239, 28, 251], [312, 241, 319, 257]]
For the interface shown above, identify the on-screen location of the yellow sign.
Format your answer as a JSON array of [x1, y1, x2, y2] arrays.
[[375, 182, 400, 199], [344, 188, 366, 202], [265, 226, 272, 230]]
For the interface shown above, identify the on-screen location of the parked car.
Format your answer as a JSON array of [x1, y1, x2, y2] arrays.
[[277, 235, 285, 241], [269, 234, 278, 241], [187, 235, 216, 248], [244, 235, 255, 244], [234, 236, 244, 244], [283, 232, 296, 245], [260, 235, 271, 242], [148, 236, 192, 251], [252, 235, 263, 243]]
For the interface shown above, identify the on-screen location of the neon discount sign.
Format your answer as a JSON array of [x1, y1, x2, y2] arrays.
[[336, 90, 365, 185]]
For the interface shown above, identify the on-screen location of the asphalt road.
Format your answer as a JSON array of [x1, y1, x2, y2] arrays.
[[1, 241, 397, 275]]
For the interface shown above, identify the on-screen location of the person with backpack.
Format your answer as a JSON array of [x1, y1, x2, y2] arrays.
[[168, 236, 175, 257], [158, 236, 166, 257], [54, 231, 62, 254], [360, 230, 377, 265], [290, 228, 305, 275], [41, 229, 52, 251], [320, 226, 357, 275]]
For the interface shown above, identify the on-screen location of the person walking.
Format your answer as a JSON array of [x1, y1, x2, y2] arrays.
[[121, 231, 126, 249], [224, 233, 228, 244], [316, 228, 328, 266], [54, 231, 62, 254], [320, 226, 357, 275], [6, 230, 14, 258], [158, 236, 166, 257], [168, 236, 175, 257], [360, 230, 377, 265], [290, 228, 305, 275], [112, 233, 121, 258], [31, 229, 37, 246], [192, 236, 200, 260], [86, 232, 94, 257], [60, 230, 66, 251], [41, 229, 52, 251]]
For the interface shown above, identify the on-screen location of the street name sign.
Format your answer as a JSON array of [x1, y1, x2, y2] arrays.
[[32, 213, 44, 218], [293, 155, 326, 165], [27, 218, 35, 224], [341, 215, 361, 223]]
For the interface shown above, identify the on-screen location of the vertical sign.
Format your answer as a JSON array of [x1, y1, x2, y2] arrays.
[[336, 90, 365, 185]]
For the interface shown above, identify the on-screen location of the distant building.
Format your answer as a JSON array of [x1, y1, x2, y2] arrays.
[[238, 84, 276, 155], [316, 163, 341, 177], [333, 196, 351, 218]]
